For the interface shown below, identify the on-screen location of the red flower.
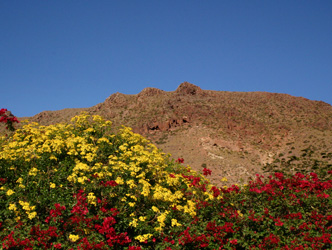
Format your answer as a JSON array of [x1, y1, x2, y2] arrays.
[[101, 180, 118, 187], [274, 218, 284, 226], [230, 239, 238, 245], [211, 186, 221, 197], [190, 177, 201, 187], [0, 108, 7, 115], [264, 208, 269, 215], [203, 168, 212, 176], [317, 193, 330, 199], [176, 158, 184, 163], [54, 243, 62, 249], [274, 172, 284, 180]]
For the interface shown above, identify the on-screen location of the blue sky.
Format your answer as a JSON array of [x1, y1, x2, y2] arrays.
[[1, 1, 331, 117]]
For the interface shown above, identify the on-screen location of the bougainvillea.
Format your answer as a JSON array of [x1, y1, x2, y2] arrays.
[[0, 108, 19, 131]]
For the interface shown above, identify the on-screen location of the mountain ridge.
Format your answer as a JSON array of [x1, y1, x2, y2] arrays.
[[9, 82, 332, 185]]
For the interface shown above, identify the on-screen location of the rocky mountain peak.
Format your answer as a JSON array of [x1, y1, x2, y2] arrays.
[[138, 87, 165, 98], [175, 82, 202, 95]]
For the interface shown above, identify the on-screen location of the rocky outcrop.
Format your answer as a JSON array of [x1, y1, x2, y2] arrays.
[[135, 116, 190, 134], [175, 82, 203, 95], [105, 92, 129, 106], [138, 87, 165, 98]]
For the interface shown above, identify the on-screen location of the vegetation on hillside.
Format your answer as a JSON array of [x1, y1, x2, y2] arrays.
[[263, 146, 332, 182]]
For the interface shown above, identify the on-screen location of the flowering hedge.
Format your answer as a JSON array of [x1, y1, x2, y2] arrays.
[[0, 113, 331, 249]]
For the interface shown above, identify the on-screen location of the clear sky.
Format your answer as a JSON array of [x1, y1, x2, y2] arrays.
[[1, 1, 331, 117]]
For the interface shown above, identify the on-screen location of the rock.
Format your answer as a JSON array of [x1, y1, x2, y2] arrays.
[[175, 82, 202, 95], [138, 87, 165, 98], [105, 92, 128, 105]]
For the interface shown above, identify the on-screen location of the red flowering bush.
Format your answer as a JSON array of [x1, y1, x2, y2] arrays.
[[0, 113, 331, 249], [0, 108, 19, 131]]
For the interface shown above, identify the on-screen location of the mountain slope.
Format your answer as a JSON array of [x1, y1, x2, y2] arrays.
[[17, 82, 332, 184]]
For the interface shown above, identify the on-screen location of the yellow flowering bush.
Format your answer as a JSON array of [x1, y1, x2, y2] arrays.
[[0, 113, 218, 249]]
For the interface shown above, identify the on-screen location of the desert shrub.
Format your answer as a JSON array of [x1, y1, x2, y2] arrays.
[[263, 146, 332, 182]]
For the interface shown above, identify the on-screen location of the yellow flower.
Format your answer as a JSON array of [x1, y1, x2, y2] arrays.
[[221, 177, 228, 182], [128, 202, 135, 207], [155, 211, 169, 231], [126, 179, 137, 189], [135, 233, 153, 242], [28, 167, 39, 176], [130, 195, 137, 201], [87, 192, 97, 206], [19, 200, 35, 211], [67, 174, 77, 183], [129, 218, 138, 227], [152, 206, 160, 213], [171, 218, 182, 227], [139, 216, 146, 222], [69, 234, 80, 242], [237, 210, 243, 217], [8, 203, 17, 211], [84, 127, 95, 133], [16, 178, 23, 183], [77, 176, 88, 184], [6, 189, 15, 196], [92, 115, 104, 122], [115, 177, 124, 185], [28, 211, 37, 220], [50, 182, 56, 188], [97, 137, 110, 144], [50, 155, 57, 160]]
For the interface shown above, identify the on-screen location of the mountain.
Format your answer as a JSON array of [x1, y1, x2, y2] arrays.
[[11, 82, 332, 185]]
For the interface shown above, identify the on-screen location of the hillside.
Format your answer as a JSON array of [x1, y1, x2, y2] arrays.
[[8, 82, 332, 185]]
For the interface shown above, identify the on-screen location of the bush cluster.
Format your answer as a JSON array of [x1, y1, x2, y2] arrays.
[[0, 113, 331, 249]]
